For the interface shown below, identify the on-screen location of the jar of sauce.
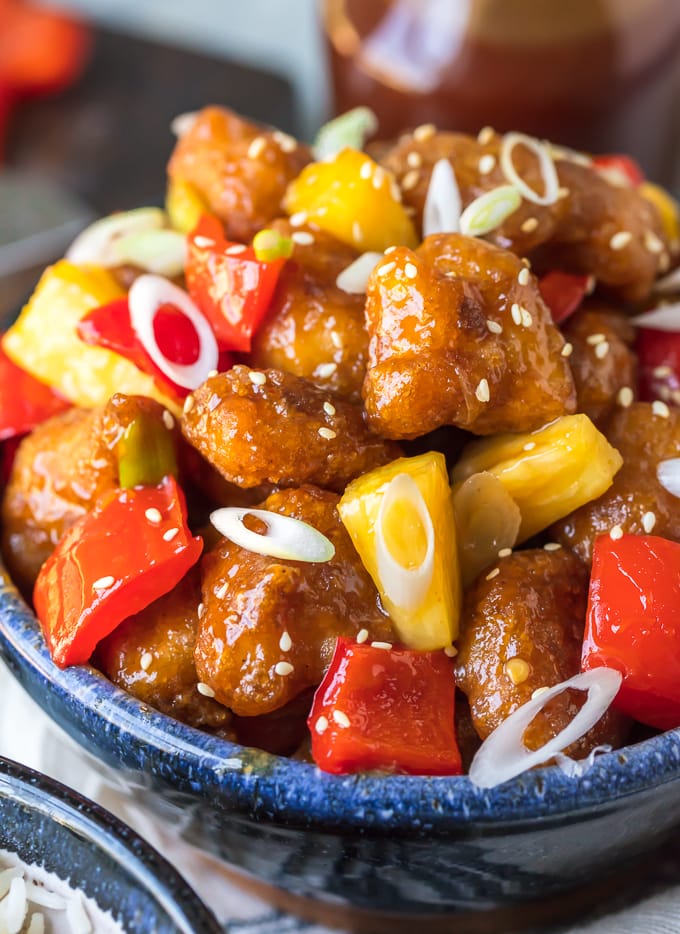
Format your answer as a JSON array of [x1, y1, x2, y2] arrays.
[[322, 0, 680, 186]]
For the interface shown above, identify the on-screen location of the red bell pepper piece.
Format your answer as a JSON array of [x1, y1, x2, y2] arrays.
[[635, 326, 680, 406], [582, 534, 680, 730], [0, 341, 69, 441], [185, 215, 285, 352], [592, 154, 645, 188], [308, 637, 462, 776], [538, 271, 593, 325], [33, 476, 203, 668]]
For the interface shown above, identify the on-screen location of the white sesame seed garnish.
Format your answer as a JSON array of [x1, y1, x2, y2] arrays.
[[356, 628, 369, 644], [486, 319, 503, 335], [289, 211, 307, 227], [401, 169, 420, 191], [359, 160, 373, 180], [642, 511, 657, 533], [413, 123, 435, 142], [586, 333, 606, 345], [248, 370, 267, 386], [247, 136, 267, 159], [511, 303, 522, 326], [145, 507, 162, 524], [197, 682, 216, 698], [292, 231, 314, 246], [518, 267, 530, 286], [479, 154, 496, 175], [163, 527, 179, 542], [523, 441, 536, 451], [521, 217, 539, 233], [406, 151, 422, 168], [192, 235, 215, 249], [653, 365, 673, 378], [384, 245, 397, 254], [371, 641, 393, 650], [330, 330, 343, 349], [477, 126, 494, 145], [475, 378, 490, 403], [444, 645, 458, 658], [544, 542, 562, 551], [372, 167, 386, 190], [485, 567, 500, 580], [318, 427, 337, 440], [323, 401, 336, 416], [140, 652, 152, 671], [532, 686, 550, 700], [183, 395, 194, 414], [617, 386, 634, 407], [645, 230, 664, 254], [197, 602, 205, 619], [609, 525, 624, 540], [378, 261, 396, 277], [332, 710, 351, 728], [652, 400, 671, 418], [520, 307, 533, 328], [92, 576, 115, 591], [315, 716, 329, 735], [275, 661, 294, 676], [317, 362, 337, 379], [207, 370, 218, 379], [594, 341, 610, 360], [216, 581, 229, 600], [561, 342, 574, 357], [162, 410, 175, 430], [279, 631, 292, 652], [505, 657, 530, 685], [404, 262, 418, 279], [557, 186, 570, 200], [610, 231, 633, 250], [273, 130, 297, 152], [498, 547, 513, 558]]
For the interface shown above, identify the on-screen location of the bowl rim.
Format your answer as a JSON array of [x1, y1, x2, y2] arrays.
[[2, 567, 680, 835], [0, 752, 222, 933]]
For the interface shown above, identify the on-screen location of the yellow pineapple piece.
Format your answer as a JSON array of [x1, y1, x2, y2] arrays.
[[640, 181, 680, 248], [338, 452, 461, 651], [166, 177, 209, 234], [453, 471, 522, 586], [451, 414, 622, 543]]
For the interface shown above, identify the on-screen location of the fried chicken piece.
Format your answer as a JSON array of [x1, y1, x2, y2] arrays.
[[562, 305, 638, 427], [195, 486, 393, 716], [168, 106, 310, 243], [381, 130, 667, 302], [1, 394, 176, 592], [250, 220, 369, 401], [362, 233, 575, 439], [181, 366, 400, 492], [96, 571, 233, 737], [454, 549, 627, 756], [551, 402, 680, 563]]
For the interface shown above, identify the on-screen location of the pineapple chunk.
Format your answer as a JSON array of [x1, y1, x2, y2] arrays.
[[451, 414, 622, 543], [640, 181, 679, 247], [338, 452, 461, 651], [166, 177, 209, 234], [453, 472, 521, 586]]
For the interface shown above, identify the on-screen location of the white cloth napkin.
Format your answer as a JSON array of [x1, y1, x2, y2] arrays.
[[0, 662, 677, 934]]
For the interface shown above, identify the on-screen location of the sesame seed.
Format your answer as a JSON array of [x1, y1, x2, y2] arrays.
[[315, 716, 329, 735], [404, 262, 418, 279], [521, 217, 539, 233], [523, 441, 536, 451], [498, 547, 513, 558], [505, 657, 530, 685], [161, 410, 175, 431], [207, 369, 218, 379], [248, 370, 267, 386], [617, 386, 634, 407], [197, 602, 205, 618], [279, 631, 292, 652], [140, 652, 152, 671], [610, 231, 633, 250], [216, 581, 229, 600], [145, 507, 162, 524], [359, 160, 373, 180], [414, 123, 436, 142], [479, 154, 496, 175], [356, 628, 369, 644], [378, 261, 396, 277], [594, 340, 610, 359], [487, 319, 503, 335], [329, 330, 343, 350], [511, 303, 522, 326], [318, 427, 337, 440], [273, 130, 297, 152], [333, 710, 351, 728], [532, 686, 550, 700], [557, 186, 570, 200], [93, 576, 115, 590], [609, 525, 624, 540], [653, 365, 673, 378], [477, 126, 494, 145], [384, 245, 397, 254], [275, 661, 294, 677], [292, 231, 314, 246], [289, 211, 307, 227], [444, 645, 458, 658], [91, 458, 109, 470], [317, 362, 337, 379], [645, 230, 664, 254], [652, 400, 671, 418], [401, 169, 420, 191], [163, 527, 179, 542], [183, 395, 194, 414], [485, 567, 500, 580], [544, 542, 562, 551], [323, 401, 336, 416], [475, 378, 490, 403], [586, 333, 606, 345], [371, 641, 393, 650], [642, 511, 657, 533], [561, 342, 574, 357], [518, 267, 530, 286], [247, 136, 267, 159], [372, 167, 386, 189], [197, 682, 216, 698], [520, 307, 533, 328], [192, 235, 215, 249], [407, 151, 422, 168]]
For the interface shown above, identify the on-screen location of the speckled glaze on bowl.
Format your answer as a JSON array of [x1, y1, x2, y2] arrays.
[[2, 564, 680, 922], [0, 753, 221, 933]]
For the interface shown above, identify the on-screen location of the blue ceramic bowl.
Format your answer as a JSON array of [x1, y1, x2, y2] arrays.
[[1, 563, 680, 925], [0, 751, 221, 933]]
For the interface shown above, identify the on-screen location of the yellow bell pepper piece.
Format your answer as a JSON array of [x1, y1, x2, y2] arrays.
[[166, 177, 209, 234], [338, 452, 461, 651], [2, 261, 177, 412], [284, 148, 418, 253], [451, 414, 623, 543], [640, 181, 680, 247]]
